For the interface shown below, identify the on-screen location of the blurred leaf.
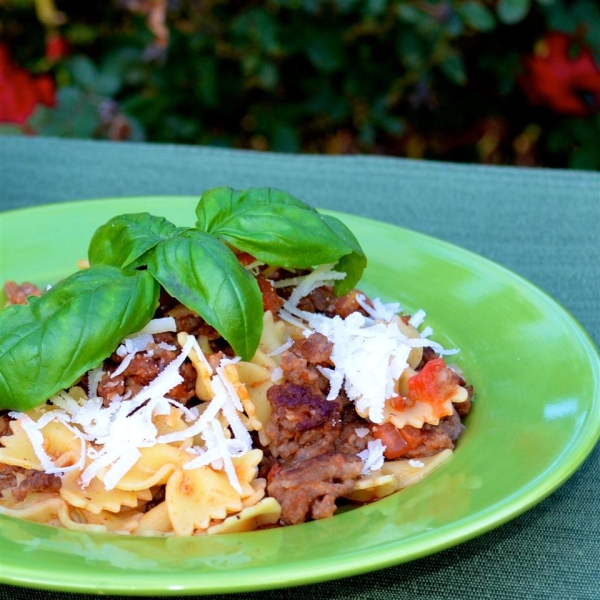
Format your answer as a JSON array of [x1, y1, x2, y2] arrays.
[[65, 23, 100, 45], [306, 33, 345, 72], [102, 47, 145, 86], [439, 53, 467, 85], [271, 123, 301, 152], [396, 4, 422, 23], [379, 114, 404, 135], [67, 55, 121, 96], [67, 56, 98, 89], [195, 56, 218, 107], [396, 31, 427, 69], [358, 123, 375, 146], [232, 8, 281, 54], [93, 72, 121, 97], [541, 1, 600, 45], [29, 86, 99, 138], [445, 11, 465, 37], [459, 2, 497, 32], [497, 0, 532, 24], [336, 0, 361, 13], [302, 0, 322, 13], [365, 0, 387, 16], [257, 61, 279, 90]]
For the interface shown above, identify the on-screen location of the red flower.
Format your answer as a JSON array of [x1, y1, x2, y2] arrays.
[[45, 33, 70, 62], [519, 32, 600, 117], [0, 45, 56, 125]]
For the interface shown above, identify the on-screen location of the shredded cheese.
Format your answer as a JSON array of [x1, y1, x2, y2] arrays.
[[357, 439, 386, 474]]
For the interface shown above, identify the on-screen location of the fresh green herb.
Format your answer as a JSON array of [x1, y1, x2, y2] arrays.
[[318, 213, 367, 296], [0, 266, 159, 412], [195, 187, 366, 294], [0, 187, 366, 411], [88, 213, 179, 269], [146, 229, 263, 360]]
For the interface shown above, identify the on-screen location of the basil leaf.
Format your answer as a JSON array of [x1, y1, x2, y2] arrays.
[[195, 188, 366, 280], [0, 266, 159, 412], [147, 229, 263, 360], [320, 214, 367, 295], [88, 213, 178, 268]]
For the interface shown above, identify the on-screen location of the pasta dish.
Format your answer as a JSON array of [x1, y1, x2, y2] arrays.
[[0, 187, 473, 536]]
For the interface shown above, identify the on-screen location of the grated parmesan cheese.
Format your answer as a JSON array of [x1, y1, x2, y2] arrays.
[[285, 263, 346, 309], [135, 317, 177, 336], [408, 309, 426, 328], [357, 439, 386, 474]]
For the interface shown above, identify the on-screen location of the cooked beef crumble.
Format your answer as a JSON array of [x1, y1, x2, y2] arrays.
[[267, 454, 363, 525], [0, 464, 61, 501]]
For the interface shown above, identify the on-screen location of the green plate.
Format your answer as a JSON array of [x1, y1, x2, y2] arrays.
[[0, 197, 599, 596]]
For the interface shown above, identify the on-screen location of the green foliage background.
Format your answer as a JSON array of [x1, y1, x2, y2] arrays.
[[2, 0, 600, 169]]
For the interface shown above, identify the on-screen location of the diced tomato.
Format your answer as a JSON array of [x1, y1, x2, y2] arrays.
[[236, 252, 257, 266], [370, 422, 423, 459], [388, 395, 415, 411], [398, 424, 423, 448], [407, 357, 459, 414], [256, 275, 284, 314]]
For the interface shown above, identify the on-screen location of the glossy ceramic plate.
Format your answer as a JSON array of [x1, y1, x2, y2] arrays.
[[0, 197, 599, 596]]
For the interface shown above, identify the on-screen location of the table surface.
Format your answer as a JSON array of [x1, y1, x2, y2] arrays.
[[0, 136, 599, 600]]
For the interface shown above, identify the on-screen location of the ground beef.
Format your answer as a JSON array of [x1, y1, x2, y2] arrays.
[[438, 409, 465, 442], [293, 333, 333, 364], [3, 281, 42, 306], [295, 285, 370, 319], [331, 289, 369, 318], [0, 464, 61, 501], [267, 453, 363, 525], [0, 413, 11, 438], [416, 346, 438, 369], [144, 486, 166, 512], [14, 469, 62, 501], [280, 351, 328, 395], [165, 304, 221, 339], [279, 333, 333, 395], [97, 334, 196, 403], [266, 383, 343, 464], [296, 285, 338, 315], [402, 419, 460, 458], [256, 276, 284, 314], [334, 404, 375, 455], [0, 464, 18, 495]]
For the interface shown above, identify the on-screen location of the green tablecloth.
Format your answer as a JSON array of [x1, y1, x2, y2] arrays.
[[0, 136, 598, 600]]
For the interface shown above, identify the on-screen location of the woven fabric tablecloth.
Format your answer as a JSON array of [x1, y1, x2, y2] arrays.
[[0, 136, 598, 600]]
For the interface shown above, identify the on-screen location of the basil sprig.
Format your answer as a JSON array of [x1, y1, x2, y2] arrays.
[[0, 187, 366, 412], [146, 229, 263, 360], [0, 267, 158, 411], [195, 187, 366, 295]]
